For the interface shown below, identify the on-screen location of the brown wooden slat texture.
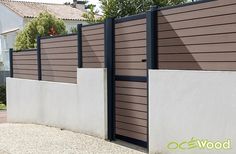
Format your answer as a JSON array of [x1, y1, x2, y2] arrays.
[[115, 80, 147, 143], [82, 24, 105, 68], [115, 19, 147, 77], [41, 35, 78, 83], [158, 0, 236, 71], [12, 50, 38, 80]]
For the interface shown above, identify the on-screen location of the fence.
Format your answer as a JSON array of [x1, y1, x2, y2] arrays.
[[9, 0, 236, 147]]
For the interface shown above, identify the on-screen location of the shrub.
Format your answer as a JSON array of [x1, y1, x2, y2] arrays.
[[15, 12, 67, 50], [0, 85, 6, 105]]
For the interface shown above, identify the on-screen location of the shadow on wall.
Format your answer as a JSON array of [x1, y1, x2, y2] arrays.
[[158, 11, 202, 70], [0, 71, 10, 85]]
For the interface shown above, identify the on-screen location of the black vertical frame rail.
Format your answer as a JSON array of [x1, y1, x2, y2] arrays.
[[147, 6, 158, 69], [105, 18, 115, 141], [146, 6, 158, 150], [37, 36, 42, 80], [77, 24, 83, 68], [9, 48, 13, 78]]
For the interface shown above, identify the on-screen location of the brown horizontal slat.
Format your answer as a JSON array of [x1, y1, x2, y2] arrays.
[[116, 19, 146, 28], [116, 101, 147, 112], [158, 0, 235, 16], [83, 51, 104, 57], [82, 45, 104, 52], [41, 59, 77, 65], [83, 39, 104, 46], [159, 62, 236, 71], [41, 47, 77, 54], [116, 115, 147, 127], [14, 69, 37, 75], [116, 94, 147, 105], [82, 28, 104, 35], [13, 65, 37, 70], [13, 60, 37, 65], [82, 34, 104, 41], [158, 33, 236, 46], [158, 23, 236, 39], [83, 57, 104, 63], [115, 32, 146, 42], [41, 40, 77, 48], [41, 65, 77, 71], [116, 87, 147, 97], [42, 76, 76, 83], [159, 43, 236, 54], [159, 52, 236, 62], [42, 70, 76, 78], [115, 55, 146, 62], [41, 35, 77, 43], [82, 24, 104, 31], [116, 128, 147, 142], [115, 24, 146, 35], [116, 81, 147, 89], [116, 69, 147, 76], [159, 13, 236, 32], [13, 55, 37, 60], [83, 63, 104, 68], [115, 48, 146, 56], [158, 3, 236, 24], [13, 51, 36, 56], [116, 122, 147, 134], [116, 40, 146, 49], [116, 62, 146, 69], [116, 108, 147, 120], [14, 74, 37, 80], [41, 53, 77, 60]]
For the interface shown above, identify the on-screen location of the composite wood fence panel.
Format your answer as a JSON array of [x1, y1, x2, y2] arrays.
[[115, 17, 148, 143], [82, 24, 105, 68], [12, 49, 38, 80], [157, 0, 236, 71], [41, 34, 78, 83]]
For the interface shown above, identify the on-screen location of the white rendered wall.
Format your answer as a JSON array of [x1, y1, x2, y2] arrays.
[[7, 68, 107, 139], [149, 70, 236, 154]]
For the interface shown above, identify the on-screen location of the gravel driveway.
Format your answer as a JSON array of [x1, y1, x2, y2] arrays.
[[0, 123, 146, 154]]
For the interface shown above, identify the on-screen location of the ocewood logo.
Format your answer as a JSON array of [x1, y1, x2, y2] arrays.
[[167, 137, 232, 151]]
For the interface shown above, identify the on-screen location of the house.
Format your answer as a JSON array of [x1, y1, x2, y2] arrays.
[[0, 0, 88, 75]]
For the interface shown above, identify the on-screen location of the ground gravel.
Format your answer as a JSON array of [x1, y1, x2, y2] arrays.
[[0, 123, 146, 154]]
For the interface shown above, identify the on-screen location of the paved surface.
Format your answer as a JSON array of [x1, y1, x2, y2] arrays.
[[0, 123, 146, 154], [0, 111, 6, 123]]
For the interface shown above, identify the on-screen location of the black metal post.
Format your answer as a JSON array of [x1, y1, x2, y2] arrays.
[[147, 6, 158, 69], [105, 18, 115, 141], [37, 36, 42, 80], [77, 24, 83, 68], [9, 48, 13, 78]]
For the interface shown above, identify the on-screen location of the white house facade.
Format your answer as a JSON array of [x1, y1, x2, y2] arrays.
[[0, 0, 88, 73]]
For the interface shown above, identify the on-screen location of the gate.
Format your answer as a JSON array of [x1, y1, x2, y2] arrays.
[[114, 15, 148, 147]]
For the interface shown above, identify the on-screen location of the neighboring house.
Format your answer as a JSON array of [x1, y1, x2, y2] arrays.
[[0, 0, 88, 73]]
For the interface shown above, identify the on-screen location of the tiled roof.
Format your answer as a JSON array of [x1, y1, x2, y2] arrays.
[[0, 0, 87, 20]]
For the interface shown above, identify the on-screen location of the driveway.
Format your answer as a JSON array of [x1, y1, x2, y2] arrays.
[[0, 123, 146, 154]]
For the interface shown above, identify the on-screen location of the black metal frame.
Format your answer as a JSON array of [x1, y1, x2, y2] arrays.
[[105, 18, 115, 141], [9, 48, 13, 78], [77, 24, 83, 68], [37, 36, 42, 80]]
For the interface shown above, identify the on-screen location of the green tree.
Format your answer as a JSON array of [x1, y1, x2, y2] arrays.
[[15, 12, 67, 50], [100, 0, 187, 18], [82, 4, 102, 23]]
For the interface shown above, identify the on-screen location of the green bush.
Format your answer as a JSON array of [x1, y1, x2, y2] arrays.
[[15, 12, 67, 50], [0, 85, 6, 105]]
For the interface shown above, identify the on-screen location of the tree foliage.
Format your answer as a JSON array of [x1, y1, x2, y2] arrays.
[[82, 4, 102, 23], [100, 0, 188, 18], [15, 12, 67, 50]]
